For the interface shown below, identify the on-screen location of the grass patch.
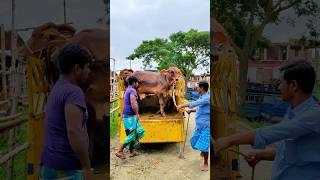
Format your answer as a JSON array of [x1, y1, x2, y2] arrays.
[[110, 115, 119, 139], [0, 106, 28, 180], [238, 115, 265, 129]]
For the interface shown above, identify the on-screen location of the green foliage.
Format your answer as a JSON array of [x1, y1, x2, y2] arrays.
[[127, 29, 210, 79], [211, 0, 320, 53], [211, 0, 320, 111]]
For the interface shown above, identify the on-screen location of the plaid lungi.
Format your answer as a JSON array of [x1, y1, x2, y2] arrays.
[[39, 165, 83, 180], [190, 127, 210, 152], [122, 114, 145, 148]]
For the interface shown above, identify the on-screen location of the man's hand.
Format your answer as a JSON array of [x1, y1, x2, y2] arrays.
[[213, 137, 233, 155], [83, 168, 93, 180], [176, 102, 190, 111], [176, 105, 183, 110], [136, 114, 140, 121], [186, 109, 196, 114], [244, 151, 261, 167]]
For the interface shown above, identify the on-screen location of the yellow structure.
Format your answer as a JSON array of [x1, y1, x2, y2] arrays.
[[26, 57, 49, 180], [118, 71, 186, 143], [212, 46, 239, 179]]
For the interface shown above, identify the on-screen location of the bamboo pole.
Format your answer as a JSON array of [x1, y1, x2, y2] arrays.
[[63, 0, 67, 24], [7, 0, 17, 178], [0, 143, 29, 165], [0, 117, 27, 133]]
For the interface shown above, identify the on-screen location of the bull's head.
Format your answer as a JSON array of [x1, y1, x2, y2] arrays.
[[119, 69, 133, 81], [85, 61, 108, 102], [160, 68, 179, 87], [26, 22, 75, 57], [118, 69, 134, 87], [168, 67, 182, 80]]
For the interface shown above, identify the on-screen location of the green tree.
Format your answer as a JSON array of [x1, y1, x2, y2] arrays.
[[127, 29, 210, 80], [211, 0, 320, 112]]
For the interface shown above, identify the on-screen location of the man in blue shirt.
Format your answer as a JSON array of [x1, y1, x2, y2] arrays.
[[214, 60, 320, 180], [177, 81, 210, 171]]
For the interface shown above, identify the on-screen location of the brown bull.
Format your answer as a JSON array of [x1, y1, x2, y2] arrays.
[[22, 23, 109, 166], [121, 67, 180, 116]]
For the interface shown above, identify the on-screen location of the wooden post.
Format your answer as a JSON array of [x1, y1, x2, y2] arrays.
[[7, 0, 17, 179], [1, 24, 7, 100], [64, 0, 67, 24], [11, 0, 16, 69]]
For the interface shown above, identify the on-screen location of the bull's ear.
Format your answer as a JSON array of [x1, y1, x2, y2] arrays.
[[160, 69, 168, 75]]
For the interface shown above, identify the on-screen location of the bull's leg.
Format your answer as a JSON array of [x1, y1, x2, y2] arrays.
[[158, 94, 166, 116]]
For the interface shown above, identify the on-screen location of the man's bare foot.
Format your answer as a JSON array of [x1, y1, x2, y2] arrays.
[[129, 150, 138, 157], [115, 151, 126, 159], [201, 164, 209, 171]]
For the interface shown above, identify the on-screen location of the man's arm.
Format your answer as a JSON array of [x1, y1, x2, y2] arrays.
[[177, 102, 190, 110], [130, 94, 139, 120], [214, 131, 256, 153], [214, 111, 319, 154], [177, 95, 210, 110], [65, 104, 91, 178], [254, 149, 276, 161]]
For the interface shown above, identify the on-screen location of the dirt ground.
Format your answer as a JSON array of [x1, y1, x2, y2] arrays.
[[92, 164, 109, 179], [110, 113, 210, 180]]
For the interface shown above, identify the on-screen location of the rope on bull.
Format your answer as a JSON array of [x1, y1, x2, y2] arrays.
[[172, 80, 177, 108]]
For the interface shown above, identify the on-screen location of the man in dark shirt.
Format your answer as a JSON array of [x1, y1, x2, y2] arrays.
[[116, 76, 145, 159], [40, 44, 92, 180]]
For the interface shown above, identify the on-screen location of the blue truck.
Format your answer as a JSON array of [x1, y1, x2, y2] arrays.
[[245, 83, 289, 123]]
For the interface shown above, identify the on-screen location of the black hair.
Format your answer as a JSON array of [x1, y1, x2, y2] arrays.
[[127, 76, 139, 86], [198, 81, 209, 92], [279, 60, 316, 94], [57, 43, 92, 75]]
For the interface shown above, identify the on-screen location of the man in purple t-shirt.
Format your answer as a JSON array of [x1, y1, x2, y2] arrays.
[[40, 44, 92, 180], [116, 76, 145, 159]]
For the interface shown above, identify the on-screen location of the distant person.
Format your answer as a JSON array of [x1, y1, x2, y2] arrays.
[[40, 44, 93, 180], [116, 76, 145, 159], [214, 60, 320, 180], [177, 81, 210, 171]]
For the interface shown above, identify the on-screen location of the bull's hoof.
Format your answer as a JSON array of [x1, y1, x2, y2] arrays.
[[161, 113, 166, 117]]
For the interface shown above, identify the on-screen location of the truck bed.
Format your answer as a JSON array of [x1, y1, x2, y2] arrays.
[[139, 112, 184, 120], [119, 112, 185, 143]]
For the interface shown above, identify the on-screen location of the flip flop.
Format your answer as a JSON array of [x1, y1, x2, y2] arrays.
[[115, 152, 126, 159]]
